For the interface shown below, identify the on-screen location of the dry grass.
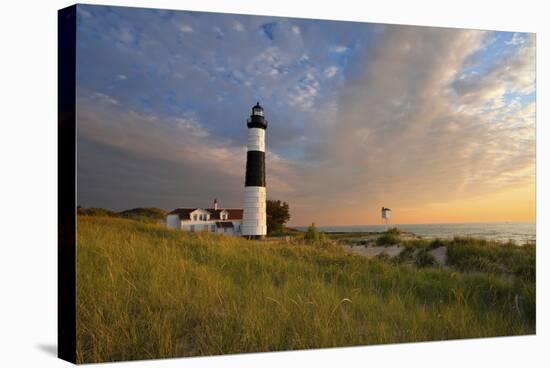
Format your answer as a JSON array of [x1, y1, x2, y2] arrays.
[[76, 216, 535, 363]]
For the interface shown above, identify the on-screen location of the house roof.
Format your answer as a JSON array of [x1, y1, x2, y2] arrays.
[[205, 208, 244, 220], [168, 208, 244, 220], [168, 208, 197, 219], [215, 221, 234, 228]]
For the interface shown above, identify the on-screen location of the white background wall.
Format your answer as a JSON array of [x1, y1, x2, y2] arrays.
[[0, 1, 548, 368]]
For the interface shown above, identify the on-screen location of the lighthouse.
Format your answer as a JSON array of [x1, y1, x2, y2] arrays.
[[242, 102, 267, 239]]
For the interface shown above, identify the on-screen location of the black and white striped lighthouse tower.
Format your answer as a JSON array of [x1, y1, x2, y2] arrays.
[[242, 102, 267, 239]]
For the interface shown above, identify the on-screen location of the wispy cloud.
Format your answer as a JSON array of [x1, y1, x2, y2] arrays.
[[288, 27, 535, 224], [76, 5, 535, 224], [232, 21, 245, 32], [92, 92, 119, 105], [179, 24, 193, 33], [331, 45, 348, 53], [324, 66, 338, 78]]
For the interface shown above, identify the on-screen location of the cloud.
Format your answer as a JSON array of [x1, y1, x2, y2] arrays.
[[75, 6, 535, 224], [92, 92, 119, 105], [213, 26, 224, 39], [77, 89, 296, 211], [232, 21, 245, 32], [324, 66, 338, 78], [179, 24, 193, 33], [288, 71, 320, 110], [174, 116, 209, 138], [331, 45, 348, 53], [77, 6, 92, 18], [451, 34, 535, 108], [506, 32, 528, 46], [110, 27, 135, 44], [246, 46, 286, 78], [286, 27, 535, 224]]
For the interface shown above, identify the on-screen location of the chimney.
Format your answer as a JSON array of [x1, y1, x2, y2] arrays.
[[214, 198, 218, 210]]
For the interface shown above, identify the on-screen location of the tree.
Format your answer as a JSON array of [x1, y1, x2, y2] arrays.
[[266, 199, 290, 234]]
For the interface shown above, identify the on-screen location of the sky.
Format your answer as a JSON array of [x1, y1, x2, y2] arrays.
[[76, 4, 536, 226]]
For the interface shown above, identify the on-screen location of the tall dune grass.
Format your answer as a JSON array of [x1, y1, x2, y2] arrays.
[[76, 217, 535, 363]]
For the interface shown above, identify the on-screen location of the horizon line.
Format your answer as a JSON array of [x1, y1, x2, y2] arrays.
[[289, 220, 536, 227]]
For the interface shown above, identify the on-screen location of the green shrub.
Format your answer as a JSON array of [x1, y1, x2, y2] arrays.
[[405, 239, 431, 249], [77, 207, 116, 217], [376, 231, 400, 246], [386, 227, 401, 235], [304, 223, 327, 244], [118, 207, 167, 220], [447, 237, 535, 282], [415, 249, 436, 268]]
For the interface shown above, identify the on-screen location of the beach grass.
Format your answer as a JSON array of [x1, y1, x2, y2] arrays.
[[76, 216, 535, 363], [376, 227, 401, 245]]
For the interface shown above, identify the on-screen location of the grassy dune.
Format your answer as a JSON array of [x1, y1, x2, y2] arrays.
[[76, 217, 535, 363]]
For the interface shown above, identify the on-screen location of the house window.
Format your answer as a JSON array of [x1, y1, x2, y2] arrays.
[[190, 225, 195, 232], [192, 214, 197, 221]]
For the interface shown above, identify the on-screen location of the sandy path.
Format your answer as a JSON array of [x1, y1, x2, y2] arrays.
[[343, 244, 448, 266], [342, 244, 403, 258], [429, 246, 447, 265]]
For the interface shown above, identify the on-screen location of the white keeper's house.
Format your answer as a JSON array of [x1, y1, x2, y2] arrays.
[[166, 199, 243, 236]]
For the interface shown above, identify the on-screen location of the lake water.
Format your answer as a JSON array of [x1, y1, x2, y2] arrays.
[[296, 222, 536, 244]]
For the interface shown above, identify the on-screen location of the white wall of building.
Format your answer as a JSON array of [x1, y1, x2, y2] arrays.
[[188, 208, 212, 221], [166, 214, 181, 229], [167, 215, 243, 236], [181, 222, 215, 232]]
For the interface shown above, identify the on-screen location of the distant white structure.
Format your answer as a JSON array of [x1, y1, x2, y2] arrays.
[[381, 207, 391, 225], [166, 199, 243, 236]]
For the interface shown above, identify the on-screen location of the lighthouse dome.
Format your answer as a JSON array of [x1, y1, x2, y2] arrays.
[[252, 102, 264, 116]]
